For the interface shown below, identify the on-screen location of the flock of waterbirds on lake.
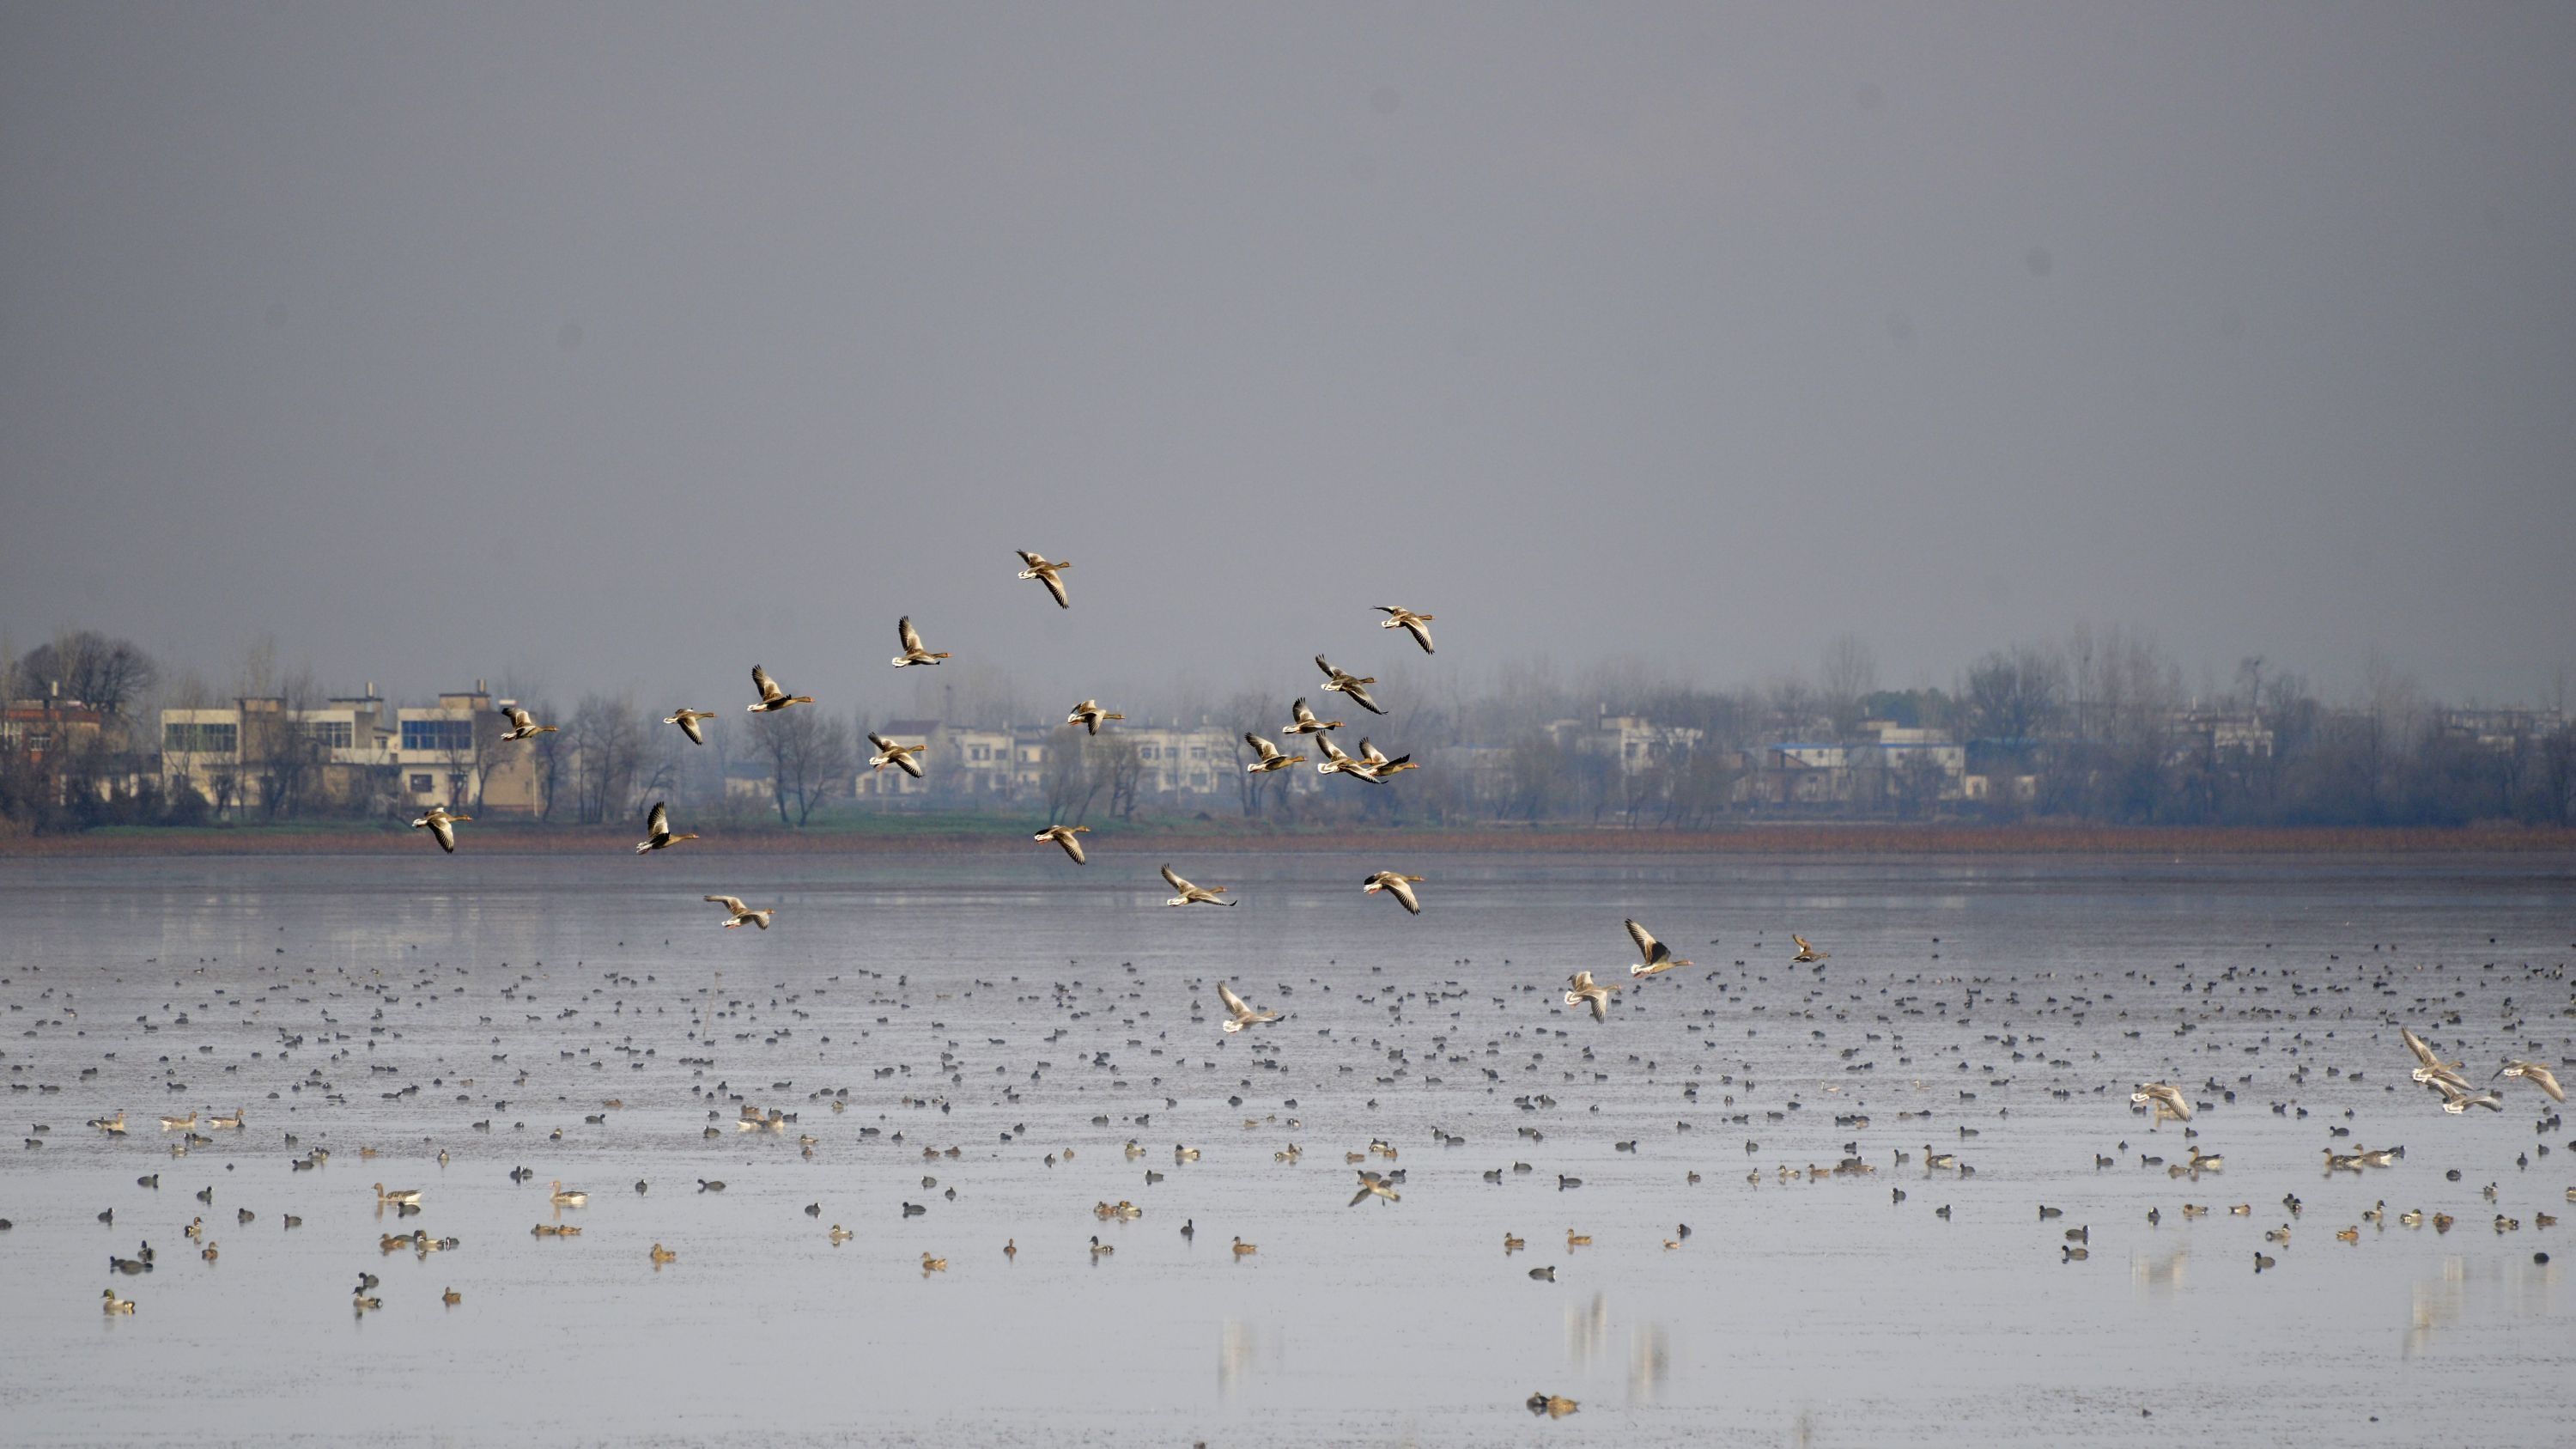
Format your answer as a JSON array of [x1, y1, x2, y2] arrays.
[[9, 550, 2573, 1424]]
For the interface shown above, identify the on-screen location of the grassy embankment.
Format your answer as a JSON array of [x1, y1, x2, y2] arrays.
[[6, 813, 2573, 857]]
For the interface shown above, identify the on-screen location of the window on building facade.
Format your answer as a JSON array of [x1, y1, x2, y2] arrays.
[[401, 719, 474, 752], [410, 774, 434, 793], [299, 719, 355, 748], [165, 721, 240, 754]]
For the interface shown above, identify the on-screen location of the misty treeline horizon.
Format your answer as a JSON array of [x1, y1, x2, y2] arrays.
[[6, 618, 2573, 835]]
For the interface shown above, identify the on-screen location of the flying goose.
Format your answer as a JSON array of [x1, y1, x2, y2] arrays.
[[665, 708, 715, 744], [1315, 656, 1387, 715], [2403, 1025, 2464, 1085], [1790, 935, 1829, 963], [1350, 1169, 1402, 1207], [1362, 872, 1425, 915], [498, 706, 556, 741], [1624, 918, 1692, 977], [703, 895, 775, 929], [746, 665, 814, 713], [1216, 982, 1279, 1033], [1034, 825, 1090, 864], [2130, 1083, 2193, 1123], [1313, 734, 1369, 780], [410, 807, 470, 853], [868, 734, 926, 778], [2431, 1078, 2504, 1113], [1242, 734, 1305, 773], [1066, 700, 1124, 736], [635, 801, 696, 854], [1373, 606, 1436, 654], [1161, 864, 1234, 908], [1283, 697, 1344, 735], [2495, 1058, 2566, 1103], [1015, 551, 1072, 609], [1354, 739, 1416, 778], [1564, 971, 1618, 1023], [892, 617, 950, 667]]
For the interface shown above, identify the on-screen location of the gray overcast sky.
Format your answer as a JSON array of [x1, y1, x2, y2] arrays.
[[3, 3, 2572, 720]]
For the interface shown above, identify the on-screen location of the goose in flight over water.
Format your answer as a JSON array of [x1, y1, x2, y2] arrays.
[[1315, 656, 1388, 715], [1350, 1169, 1402, 1206], [1066, 700, 1124, 736], [703, 895, 774, 929], [1564, 971, 1618, 1022], [1217, 982, 1279, 1032], [2431, 1077, 2505, 1113], [1790, 935, 1829, 964], [746, 666, 813, 713], [1015, 551, 1072, 609], [1034, 825, 1090, 864], [1355, 739, 1416, 778], [867, 734, 926, 779], [1314, 734, 1394, 784], [892, 617, 951, 667], [1283, 697, 1343, 735], [665, 708, 715, 744], [2402, 1026, 2466, 1087], [1624, 918, 1692, 977], [1374, 606, 1436, 654], [1162, 865, 1234, 907], [1363, 872, 1425, 915], [635, 801, 696, 855], [2131, 1082, 2193, 1123], [1242, 734, 1305, 773], [499, 706, 556, 741], [2494, 1058, 2566, 1103], [411, 807, 469, 854]]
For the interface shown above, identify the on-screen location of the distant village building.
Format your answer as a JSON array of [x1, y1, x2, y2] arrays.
[[160, 680, 543, 817]]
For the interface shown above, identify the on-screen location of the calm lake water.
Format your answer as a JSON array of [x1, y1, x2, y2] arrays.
[[1, 849, 2570, 1446]]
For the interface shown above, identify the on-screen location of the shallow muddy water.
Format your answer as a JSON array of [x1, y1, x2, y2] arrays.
[[1, 850, 2569, 1446]]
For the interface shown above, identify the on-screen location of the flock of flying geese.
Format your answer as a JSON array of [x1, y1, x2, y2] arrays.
[[400, 550, 1732, 1050]]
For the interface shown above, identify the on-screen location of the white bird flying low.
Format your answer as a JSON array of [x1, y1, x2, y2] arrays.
[[635, 801, 697, 855], [1354, 738, 1416, 778], [1162, 864, 1234, 907], [499, 706, 556, 741], [892, 617, 951, 667], [1350, 1169, 1402, 1206], [867, 734, 926, 779], [2402, 1025, 2464, 1087], [1624, 918, 1692, 977], [2494, 1058, 2566, 1103], [1283, 697, 1344, 735], [1242, 734, 1305, 773], [1363, 871, 1425, 915], [1015, 551, 1072, 609], [1315, 656, 1388, 715], [746, 666, 813, 713], [1034, 825, 1091, 864], [1790, 935, 1829, 964], [2130, 1082, 2193, 1123], [703, 895, 774, 929], [1564, 971, 1618, 1023], [1216, 981, 1279, 1032], [1066, 700, 1125, 736], [410, 806, 470, 853], [1373, 606, 1436, 654]]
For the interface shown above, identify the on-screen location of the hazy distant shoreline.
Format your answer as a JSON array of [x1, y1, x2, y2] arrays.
[[5, 821, 2571, 859]]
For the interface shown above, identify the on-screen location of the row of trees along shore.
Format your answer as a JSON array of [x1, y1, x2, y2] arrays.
[[3, 627, 2572, 836]]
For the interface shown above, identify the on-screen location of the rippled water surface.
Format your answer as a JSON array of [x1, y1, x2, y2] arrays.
[[2, 850, 2570, 1446]]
